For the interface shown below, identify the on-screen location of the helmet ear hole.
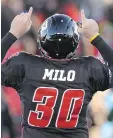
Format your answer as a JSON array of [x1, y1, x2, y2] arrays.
[[38, 14, 80, 59]]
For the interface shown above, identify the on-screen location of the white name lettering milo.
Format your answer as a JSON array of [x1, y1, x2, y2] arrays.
[[42, 69, 76, 82]]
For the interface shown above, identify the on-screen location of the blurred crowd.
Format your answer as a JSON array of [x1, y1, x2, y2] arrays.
[[1, 0, 113, 138], [88, 88, 113, 138]]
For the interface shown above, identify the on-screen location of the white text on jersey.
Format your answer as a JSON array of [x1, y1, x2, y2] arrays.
[[42, 69, 76, 81]]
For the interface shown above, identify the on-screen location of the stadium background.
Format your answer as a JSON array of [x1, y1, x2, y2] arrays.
[[1, 0, 113, 138]]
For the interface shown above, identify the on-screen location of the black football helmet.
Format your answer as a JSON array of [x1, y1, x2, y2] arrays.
[[37, 14, 80, 59]]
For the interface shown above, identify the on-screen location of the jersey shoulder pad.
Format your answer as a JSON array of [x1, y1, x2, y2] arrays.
[[82, 56, 106, 68], [5, 52, 29, 64], [6, 52, 43, 65], [82, 56, 101, 63], [7, 52, 20, 60], [7, 51, 36, 60]]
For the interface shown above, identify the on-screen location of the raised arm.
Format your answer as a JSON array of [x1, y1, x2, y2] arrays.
[[1, 7, 33, 62], [78, 10, 113, 66]]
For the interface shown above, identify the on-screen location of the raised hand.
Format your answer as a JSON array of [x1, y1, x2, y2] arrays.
[[9, 7, 33, 38], [78, 10, 99, 40]]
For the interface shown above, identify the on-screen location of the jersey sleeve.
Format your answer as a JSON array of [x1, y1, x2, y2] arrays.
[[88, 57, 111, 92], [1, 53, 25, 89], [1, 32, 17, 62], [91, 35, 113, 67]]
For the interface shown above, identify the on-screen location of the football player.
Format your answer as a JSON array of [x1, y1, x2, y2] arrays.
[[1, 8, 113, 138]]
